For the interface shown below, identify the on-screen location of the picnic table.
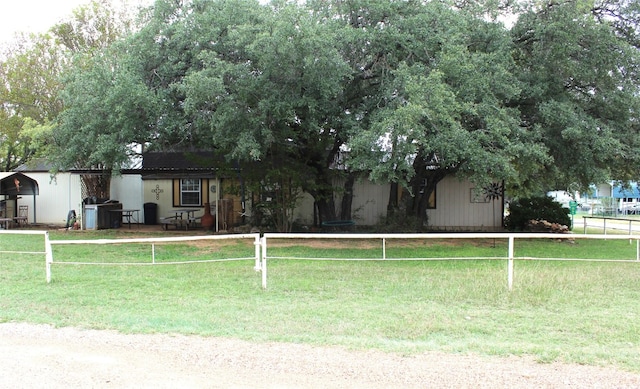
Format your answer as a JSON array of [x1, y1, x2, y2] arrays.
[[13, 216, 28, 226], [161, 208, 201, 230], [109, 209, 140, 229], [0, 217, 12, 229]]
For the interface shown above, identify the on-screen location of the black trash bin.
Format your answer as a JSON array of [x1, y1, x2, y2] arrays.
[[144, 202, 158, 225]]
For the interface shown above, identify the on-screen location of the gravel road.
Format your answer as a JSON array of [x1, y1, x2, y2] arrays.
[[1, 322, 639, 388]]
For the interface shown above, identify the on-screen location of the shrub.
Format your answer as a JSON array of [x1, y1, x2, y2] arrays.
[[375, 210, 424, 232], [504, 196, 571, 231]]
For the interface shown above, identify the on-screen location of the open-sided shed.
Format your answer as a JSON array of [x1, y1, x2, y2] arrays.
[[0, 172, 39, 223]]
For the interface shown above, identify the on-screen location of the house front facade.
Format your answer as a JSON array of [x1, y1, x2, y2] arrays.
[[15, 167, 143, 226], [15, 153, 504, 231], [293, 176, 503, 230], [135, 151, 244, 230]]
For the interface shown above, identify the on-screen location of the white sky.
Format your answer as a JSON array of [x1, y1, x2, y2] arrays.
[[0, 0, 92, 43], [0, 0, 154, 44]]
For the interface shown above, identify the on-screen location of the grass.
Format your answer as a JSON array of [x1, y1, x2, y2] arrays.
[[1, 230, 640, 373]]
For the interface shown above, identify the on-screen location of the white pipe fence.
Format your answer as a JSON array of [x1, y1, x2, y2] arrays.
[[0, 229, 50, 253], [46, 233, 261, 283], [261, 232, 640, 290], [582, 216, 640, 236], [2, 231, 639, 290], [0, 230, 54, 282]]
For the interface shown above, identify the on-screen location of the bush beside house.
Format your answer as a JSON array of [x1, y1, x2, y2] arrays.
[[505, 196, 571, 231]]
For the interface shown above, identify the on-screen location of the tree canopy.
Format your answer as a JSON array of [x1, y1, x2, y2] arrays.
[[0, 34, 65, 171], [511, 0, 640, 193], [0, 0, 144, 172], [3, 0, 638, 228]]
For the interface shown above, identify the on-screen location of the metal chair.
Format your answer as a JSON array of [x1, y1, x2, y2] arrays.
[[15, 205, 28, 226]]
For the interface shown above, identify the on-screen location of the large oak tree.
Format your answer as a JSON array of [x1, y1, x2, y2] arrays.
[[51, 0, 640, 229], [511, 0, 640, 193]]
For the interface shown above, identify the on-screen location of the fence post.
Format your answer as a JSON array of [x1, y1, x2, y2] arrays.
[[382, 238, 386, 260], [261, 236, 267, 289], [45, 231, 53, 283], [508, 235, 514, 291], [254, 234, 261, 272]]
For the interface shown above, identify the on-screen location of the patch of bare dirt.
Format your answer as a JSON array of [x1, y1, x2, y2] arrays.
[[1, 322, 639, 388]]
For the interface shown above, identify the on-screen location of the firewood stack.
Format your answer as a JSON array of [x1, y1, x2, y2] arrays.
[[525, 219, 571, 234]]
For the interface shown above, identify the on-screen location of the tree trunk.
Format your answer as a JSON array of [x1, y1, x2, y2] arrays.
[[387, 182, 399, 217], [339, 173, 356, 220], [406, 164, 451, 228], [314, 193, 337, 226], [407, 176, 434, 228], [303, 156, 338, 226], [416, 182, 437, 227], [81, 172, 111, 201]]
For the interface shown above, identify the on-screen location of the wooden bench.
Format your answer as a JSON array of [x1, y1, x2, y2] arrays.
[[160, 216, 189, 230], [13, 216, 28, 227], [0, 217, 12, 229], [161, 214, 203, 231], [189, 216, 202, 228]]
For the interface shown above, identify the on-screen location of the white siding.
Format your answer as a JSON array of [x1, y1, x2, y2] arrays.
[[595, 183, 612, 197], [17, 172, 501, 230], [350, 180, 390, 225], [426, 176, 502, 230], [110, 174, 144, 220], [294, 176, 501, 229], [16, 172, 82, 224], [17, 173, 143, 225], [293, 192, 315, 225], [292, 180, 390, 226]]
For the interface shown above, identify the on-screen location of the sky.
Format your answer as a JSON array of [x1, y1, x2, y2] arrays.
[[0, 0, 91, 43], [0, 0, 153, 44]]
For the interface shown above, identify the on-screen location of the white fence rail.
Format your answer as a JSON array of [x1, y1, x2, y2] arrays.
[[47, 233, 261, 283], [3, 231, 639, 290], [582, 216, 640, 235], [261, 233, 640, 290], [0, 229, 51, 254], [0, 230, 54, 282]]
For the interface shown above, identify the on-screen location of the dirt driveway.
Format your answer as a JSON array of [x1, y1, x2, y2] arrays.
[[1, 322, 639, 388]]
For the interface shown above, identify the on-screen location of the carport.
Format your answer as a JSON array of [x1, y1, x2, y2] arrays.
[[0, 172, 39, 223]]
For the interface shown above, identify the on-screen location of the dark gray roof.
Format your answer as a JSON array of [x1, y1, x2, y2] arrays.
[[141, 151, 224, 170], [0, 172, 39, 195], [14, 159, 53, 172], [135, 151, 237, 179]]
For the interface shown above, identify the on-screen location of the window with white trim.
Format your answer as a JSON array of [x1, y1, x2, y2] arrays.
[[180, 179, 201, 206]]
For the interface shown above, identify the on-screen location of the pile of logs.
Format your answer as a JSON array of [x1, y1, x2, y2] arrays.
[[525, 219, 571, 234]]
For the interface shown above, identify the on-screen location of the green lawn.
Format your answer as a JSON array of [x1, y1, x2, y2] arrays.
[[1, 230, 639, 373]]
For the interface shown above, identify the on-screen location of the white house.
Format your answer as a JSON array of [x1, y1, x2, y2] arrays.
[[14, 154, 503, 231], [293, 175, 503, 230], [15, 167, 143, 227]]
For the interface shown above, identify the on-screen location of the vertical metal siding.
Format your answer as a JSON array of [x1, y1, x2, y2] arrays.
[[21, 172, 501, 229], [426, 177, 501, 230], [295, 176, 500, 228], [110, 175, 143, 213], [18, 172, 82, 224]]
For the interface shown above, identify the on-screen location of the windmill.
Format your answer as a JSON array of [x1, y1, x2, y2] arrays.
[[483, 182, 504, 246]]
